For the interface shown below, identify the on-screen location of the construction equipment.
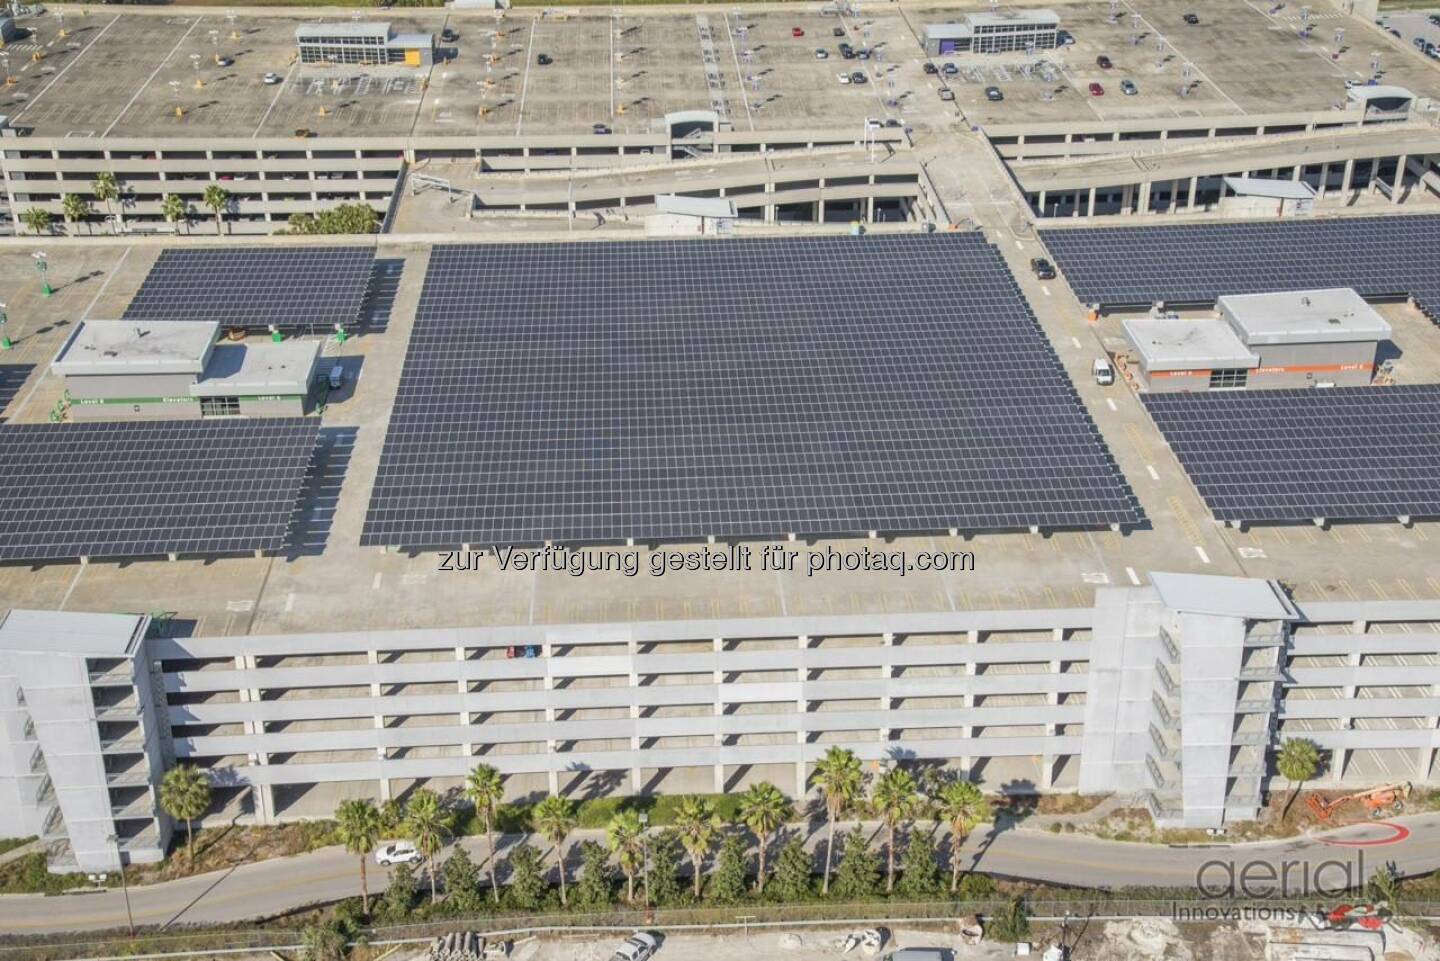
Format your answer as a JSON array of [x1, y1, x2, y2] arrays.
[[1305, 782, 1411, 823]]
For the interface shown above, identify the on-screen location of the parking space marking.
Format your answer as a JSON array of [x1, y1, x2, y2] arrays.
[[1042, 285, 1051, 297], [252, 60, 297, 137], [1146, 464, 1160, 481], [105, 17, 201, 137], [1105, 398, 1117, 411], [1194, 545, 1211, 564], [372, 572, 383, 590], [516, 17, 537, 134], [1126, 567, 1141, 586], [13, 15, 120, 118]]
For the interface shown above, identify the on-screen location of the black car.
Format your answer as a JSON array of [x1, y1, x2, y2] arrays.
[[592, 123, 611, 135], [537, 53, 553, 65], [1030, 258, 1056, 280], [850, 71, 868, 84], [832, 25, 846, 37], [441, 28, 459, 42], [923, 61, 938, 74], [1183, 12, 1200, 24], [985, 85, 1003, 101], [839, 43, 856, 59], [1096, 54, 1113, 69]]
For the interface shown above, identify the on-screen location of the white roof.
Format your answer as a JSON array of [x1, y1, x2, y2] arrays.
[[654, 194, 737, 219], [1218, 288, 1392, 345], [1221, 176, 1317, 201], [52, 320, 218, 378], [1151, 574, 1299, 621], [297, 22, 390, 39], [926, 23, 974, 39], [389, 32, 434, 49], [1347, 85, 1414, 103], [1122, 318, 1259, 371], [192, 340, 320, 398], [0, 609, 147, 656], [967, 9, 1059, 27]]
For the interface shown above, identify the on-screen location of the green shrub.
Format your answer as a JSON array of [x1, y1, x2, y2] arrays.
[[956, 871, 996, 900], [986, 897, 1032, 943], [0, 853, 91, 894]]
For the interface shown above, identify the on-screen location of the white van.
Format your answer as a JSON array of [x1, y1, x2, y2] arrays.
[[1093, 358, 1115, 386]]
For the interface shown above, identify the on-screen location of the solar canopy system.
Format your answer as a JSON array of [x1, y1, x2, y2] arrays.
[[1039, 215, 1440, 315], [1143, 385, 1440, 526], [0, 365, 31, 419], [0, 418, 321, 562], [361, 234, 1144, 549], [123, 246, 376, 333]]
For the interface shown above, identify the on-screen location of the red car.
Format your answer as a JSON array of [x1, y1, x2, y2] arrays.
[[791, 26, 805, 37], [1089, 81, 1105, 96]]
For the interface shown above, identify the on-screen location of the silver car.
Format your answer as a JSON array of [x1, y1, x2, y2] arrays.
[[610, 933, 659, 961]]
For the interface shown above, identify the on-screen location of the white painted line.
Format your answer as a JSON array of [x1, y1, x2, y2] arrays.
[[515, 19, 537, 135], [1146, 464, 1160, 481], [1070, 336, 1082, 349], [225, 599, 254, 613], [1194, 545, 1211, 564], [1105, 398, 1117, 411], [1041, 285, 1051, 297], [1014, 239, 1024, 250], [284, 592, 295, 613], [253, 61, 298, 138], [14, 16, 121, 118], [371, 572, 383, 590], [82, 247, 131, 320], [105, 16, 201, 137], [1125, 567, 1141, 586]]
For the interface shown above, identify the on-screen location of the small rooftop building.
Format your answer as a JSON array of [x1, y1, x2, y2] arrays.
[[925, 9, 1059, 55], [1217, 176, 1317, 219], [1121, 318, 1259, 392], [52, 320, 320, 420], [1218, 288, 1391, 388], [296, 22, 434, 67], [1346, 84, 1415, 123], [646, 194, 737, 237]]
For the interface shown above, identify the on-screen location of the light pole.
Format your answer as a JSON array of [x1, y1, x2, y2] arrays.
[[33, 251, 50, 297], [107, 833, 135, 936], [0, 301, 9, 350]]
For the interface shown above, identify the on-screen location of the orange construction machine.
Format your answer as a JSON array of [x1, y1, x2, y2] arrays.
[[1305, 782, 1411, 823]]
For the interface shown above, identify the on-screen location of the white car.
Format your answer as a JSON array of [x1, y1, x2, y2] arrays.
[[837, 72, 851, 84], [262, 72, 283, 85], [374, 841, 420, 866], [609, 933, 659, 961]]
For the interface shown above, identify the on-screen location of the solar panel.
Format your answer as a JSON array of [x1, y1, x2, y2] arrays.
[[123, 247, 376, 333], [1144, 385, 1440, 525], [0, 365, 32, 419], [361, 234, 1144, 548], [1039, 215, 1440, 315], [0, 418, 320, 562]]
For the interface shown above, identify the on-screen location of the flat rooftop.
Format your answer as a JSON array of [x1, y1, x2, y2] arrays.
[[1122, 318, 1259, 371], [0, 609, 146, 657], [192, 340, 320, 398], [1218, 288, 1393, 345], [51, 320, 218, 378]]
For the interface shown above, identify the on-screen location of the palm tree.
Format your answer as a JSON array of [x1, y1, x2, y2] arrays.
[[91, 172, 122, 234], [534, 795, 577, 905], [61, 194, 92, 236], [1277, 738, 1321, 818], [738, 782, 792, 894], [872, 767, 920, 893], [334, 798, 383, 916], [673, 796, 720, 899], [403, 789, 450, 904], [811, 746, 863, 895], [202, 183, 231, 236], [20, 208, 52, 236], [161, 194, 189, 235], [464, 764, 504, 904], [607, 809, 646, 904], [158, 765, 212, 862], [936, 780, 992, 893]]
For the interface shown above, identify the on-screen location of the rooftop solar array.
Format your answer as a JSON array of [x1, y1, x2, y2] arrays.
[[1039, 215, 1440, 314], [123, 247, 376, 332], [0, 418, 320, 562], [361, 234, 1143, 548], [1144, 386, 1440, 525], [0, 365, 32, 419]]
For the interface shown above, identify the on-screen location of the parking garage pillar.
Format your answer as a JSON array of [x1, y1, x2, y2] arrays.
[[1394, 154, 1407, 204], [1342, 158, 1356, 198], [456, 646, 472, 758], [1317, 164, 1329, 201], [251, 782, 275, 824], [796, 635, 809, 797], [1121, 184, 1134, 215], [1137, 180, 1152, 216], [714, 637, 725, 793], [1038, 190, 1048, 217], [1086, 187, 1096, 218], [880, 633, 894, 744], [630, 638, 643, 794]]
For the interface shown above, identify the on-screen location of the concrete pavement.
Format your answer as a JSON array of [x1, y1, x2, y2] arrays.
[[3, 815, 1437, 934]]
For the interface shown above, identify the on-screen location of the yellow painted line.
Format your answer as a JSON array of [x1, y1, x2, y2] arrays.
[[1044, 587, 1059, 608], [1428, 577, 1440, 597], [1368, 579, 1388, 601], [1167, 496, 1201, 543], [1273, 527, 1290, 546], [1414, 526, 1429, 543], [1341, 580, 1359, 601], [1309, 580, 1326, 601], [1398, 579, 1418, 601]]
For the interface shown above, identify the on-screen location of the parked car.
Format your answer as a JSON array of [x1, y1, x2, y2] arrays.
[[1030, 257, 1055, 279], [839, 43, 856, 58], [262, 72, 283, 84], [327, 365, 344, 390], [609, 933, 659, 961], [441, 27, 459, 42], [1414, 37, 1428, 50], [215, 55, 234, 67], [1089, 81, 1105, 96], [1429, 13, 1440, 26], [592, 122, 611, 134], [833, 25, 846, 37], [1093, 358, 1115, 386], [938, 87, 954, 101], [984, 85, 1003, 101], [942, 62, 958, 75], [375, 842, 420, 866], [1057, 30, 1075, 45], [1120, 79, 1138, 95], [537, 52, 553, 65], [1096, 54, 1113, 69], [856, 47, 871, 60], [1183, 12, 1200, 24], [923, 61, 938, 74], [837, 72, 851, 84], [851, 71, 868, 84], [791, 26, 804, 37], [815, 47, 829, 59], [1389, 27, 1402, 38]]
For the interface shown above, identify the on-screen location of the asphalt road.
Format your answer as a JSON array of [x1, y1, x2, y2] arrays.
[[4, 815, 1439, 934]]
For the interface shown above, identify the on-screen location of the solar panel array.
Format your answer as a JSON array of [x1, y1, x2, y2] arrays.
[[123, 247, 376, 332], [0, 365, 32, 419], [0, 418, 320, 562], [1144, 386, 1440, 524], [1039, 215, 1440, 314], [361, 234, 1143, 548]]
